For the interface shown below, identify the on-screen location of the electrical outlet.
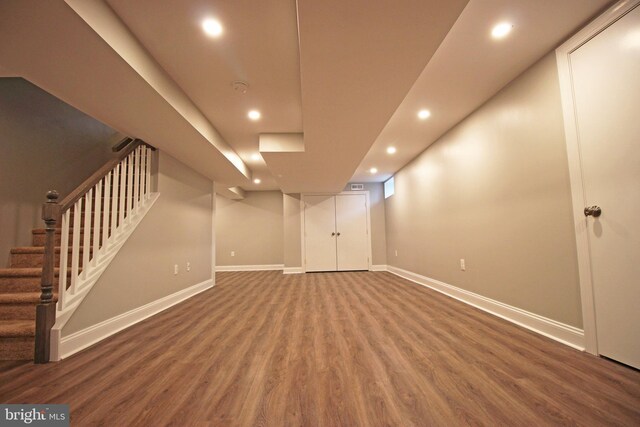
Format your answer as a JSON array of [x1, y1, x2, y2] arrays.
[[231, 251, 235, 257], [174, 264, 179, 275], [460, 259, 466, 271], [186, 262, 191, 272]]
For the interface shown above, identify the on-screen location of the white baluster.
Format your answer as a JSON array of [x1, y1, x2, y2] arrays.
[[134, 147, 140, 212], [82, 190, 92, 279], [58, 209, 70, 310], [102, 172, 111, 249], [92, 180, 102, 267], [127, 153, 134, 221], [119, 158, 126, 228], [146, 147, 152, 200], [70, 199, 82, 294], [111, 164, 120, 235], [140, 146, 147, 201]]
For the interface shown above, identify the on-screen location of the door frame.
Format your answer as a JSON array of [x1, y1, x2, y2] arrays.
[[555, 0, 639, 355], [300, 191, 373, 273]]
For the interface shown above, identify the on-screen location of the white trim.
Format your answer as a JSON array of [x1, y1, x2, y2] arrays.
[[53, 279, 213, 360], [370, 264, 388, 272], [215, 264, 284, 272], [555, 0, 639, 355], [299, 198, 305, 272], [211, 182, 216, 284], [300, 191, 373, 273], [385, 266, 585, 351], [283, 267, 303, 275]]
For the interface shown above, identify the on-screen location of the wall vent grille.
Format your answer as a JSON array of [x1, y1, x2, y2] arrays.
[[350, 184, 364, 191]]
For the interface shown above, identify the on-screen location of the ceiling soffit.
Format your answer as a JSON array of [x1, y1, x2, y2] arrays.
[[261, 0, 470, 193]]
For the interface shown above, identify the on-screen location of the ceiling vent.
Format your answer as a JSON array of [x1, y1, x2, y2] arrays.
[[350, 184, 364, 191]]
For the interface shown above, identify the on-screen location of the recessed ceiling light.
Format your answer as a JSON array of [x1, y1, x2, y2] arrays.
[[418, 109, 431, 120], [251, 153, 261, 161], [202, 18, 223, 38], [369, 167, 378, 174], [253, 178, 261, 184], [491, 22, 513, 39], [248, 110, 261, 121], [386, 146, 397, 154]]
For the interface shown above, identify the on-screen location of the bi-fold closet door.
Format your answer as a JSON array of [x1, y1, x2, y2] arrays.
[[304, 194, 369, 272]]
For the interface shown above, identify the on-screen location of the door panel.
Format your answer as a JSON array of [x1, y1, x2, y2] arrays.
[[570, 5, 640, 368], [304, 195, 337, 272], [335, 194, 369, 271]]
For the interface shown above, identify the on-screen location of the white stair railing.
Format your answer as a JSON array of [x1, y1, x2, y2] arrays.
[[35, 140, 158, 362], [56, 144, 153, 312]]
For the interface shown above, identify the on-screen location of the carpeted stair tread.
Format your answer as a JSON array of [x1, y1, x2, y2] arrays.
[[32, 228, 103, 234], [0, 268, 47, 278], [10, 246, 87, 254], [0, 320, 35, 337], [0, 292, 57, 304], [0, 268, 67, 277]]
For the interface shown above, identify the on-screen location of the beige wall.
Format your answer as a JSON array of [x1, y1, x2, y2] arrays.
[[216, 191, 284, 266], [216, 187, 384, 269], [385, 53, 582, 327], [63, 151, 214, 335], [343, 184, 387, 266], [0, 78, 118, 267], [283, 193, 302, 268]]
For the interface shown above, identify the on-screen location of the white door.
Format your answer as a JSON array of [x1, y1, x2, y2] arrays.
[[335, 194, 369, 271], [304, 195, 337, 272], [569, 5, 640, 368]]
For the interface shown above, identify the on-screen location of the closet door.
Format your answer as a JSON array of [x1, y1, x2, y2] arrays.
[[304, 195, 337, 272], [568, 4, 640, 368], [335, 194, 369, 271]]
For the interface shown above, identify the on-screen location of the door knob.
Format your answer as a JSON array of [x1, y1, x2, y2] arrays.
[[331, 232, 336, 236], [584, 206, 602, 217], [336, 232, 341, 236]]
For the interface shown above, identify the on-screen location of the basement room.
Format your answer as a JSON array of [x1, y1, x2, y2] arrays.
[[0, 0, 638, 425]]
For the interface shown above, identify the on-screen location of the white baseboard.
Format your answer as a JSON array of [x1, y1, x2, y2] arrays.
[[216, 264, 284, 272], [56, 279, 213, 360], [283, 267, 303, 274], [384, 266, 585, 351], [370, 264, 388, 272]]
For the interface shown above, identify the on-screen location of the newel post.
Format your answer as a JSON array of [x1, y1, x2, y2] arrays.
[[34, 190, 61, 363]]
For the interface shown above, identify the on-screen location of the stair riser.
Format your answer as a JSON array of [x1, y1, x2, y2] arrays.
[[0, 276, 41, 293], [0, 275, 71, 293], [0, 304, 35, 321], [10, 251, 92, 268], [0, 337, 34, 360], [33, 234, 63, 246]]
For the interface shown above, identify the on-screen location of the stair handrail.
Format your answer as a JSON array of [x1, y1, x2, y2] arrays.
[[35, 138, 155, 363], [59, 139, 151, 212]]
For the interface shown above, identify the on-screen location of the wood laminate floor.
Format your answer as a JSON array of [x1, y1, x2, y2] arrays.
[[1, 271, 639, 426]]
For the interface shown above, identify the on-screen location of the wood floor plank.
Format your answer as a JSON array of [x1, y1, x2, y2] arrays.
[[1, 271, 639, 426]]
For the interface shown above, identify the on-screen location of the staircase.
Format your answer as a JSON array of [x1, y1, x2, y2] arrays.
[[0, 140, 157, 361], [0, 236, 63, 359]]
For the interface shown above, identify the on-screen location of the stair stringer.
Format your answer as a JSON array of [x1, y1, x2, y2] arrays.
[[49, 192, 160, 361]]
